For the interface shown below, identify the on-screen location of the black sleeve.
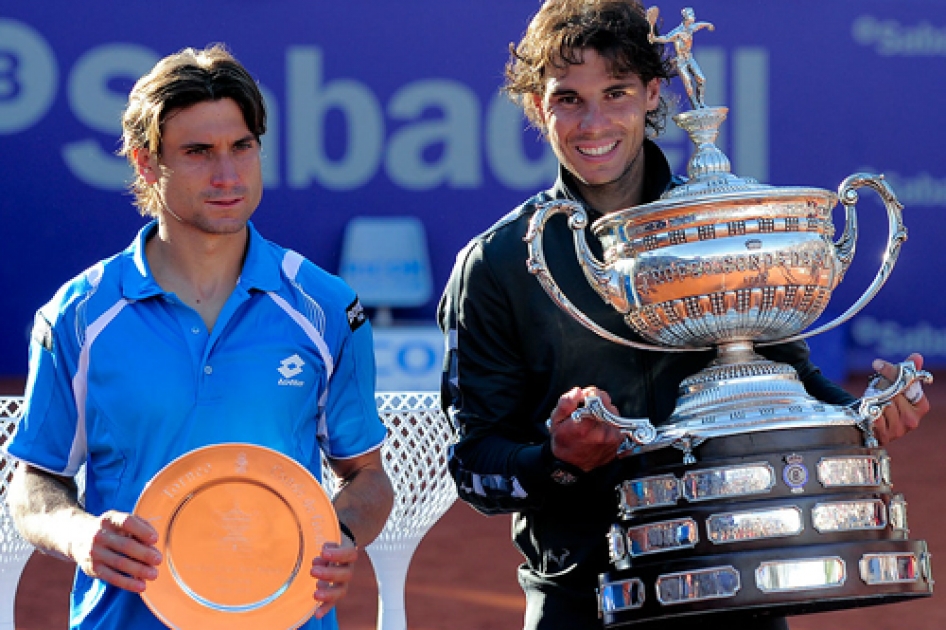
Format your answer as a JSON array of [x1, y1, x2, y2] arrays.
[[759, 339, 857, 407], [438, 239, 562, 516]]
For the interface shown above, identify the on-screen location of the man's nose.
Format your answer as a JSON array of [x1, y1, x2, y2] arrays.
[[579, 101, 607, 131], [211, 154, 240, 186]]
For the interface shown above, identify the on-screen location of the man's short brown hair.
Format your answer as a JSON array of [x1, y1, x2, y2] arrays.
[[119, 44, 266, 217]]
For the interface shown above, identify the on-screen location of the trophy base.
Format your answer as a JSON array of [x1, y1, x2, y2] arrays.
[[599, 539, 932, 627], [601, 425, 932, 626]]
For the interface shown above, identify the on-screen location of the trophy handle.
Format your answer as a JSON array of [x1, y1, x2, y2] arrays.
[[574, 396, 658, 447], [525, 200, 679, 353], [855, 360, 933, 447], [760, 172, 907, 346]]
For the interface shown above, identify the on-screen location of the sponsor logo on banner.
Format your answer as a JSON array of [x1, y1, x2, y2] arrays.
[[852, 15, 946, 57], [878, 171, 946, 207], [0, 18, 557, 191], [851, 317, 946, 358], [373, 326, 443, 392]]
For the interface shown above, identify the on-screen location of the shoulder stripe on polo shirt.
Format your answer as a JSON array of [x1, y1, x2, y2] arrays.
[[282, 249, 305, 280], [281, 250, 327, 334], [74, 261, 105, 347]]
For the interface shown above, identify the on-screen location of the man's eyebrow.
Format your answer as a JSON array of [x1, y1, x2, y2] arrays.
[[549, 86, 579, 97], [548, 83, 638, 99], [604, 78, 639, 90], [177, 135, 257, 151], [179, 141, 214, 151]]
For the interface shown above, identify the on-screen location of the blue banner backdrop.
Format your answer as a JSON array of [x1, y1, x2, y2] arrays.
[[2, 1, 944, 377]]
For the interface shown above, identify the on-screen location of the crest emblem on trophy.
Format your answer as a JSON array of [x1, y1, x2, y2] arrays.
[[524, 6, 933, 626]]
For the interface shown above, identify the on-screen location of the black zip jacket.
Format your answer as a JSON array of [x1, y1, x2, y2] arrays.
[[438, 140, 855, 615]]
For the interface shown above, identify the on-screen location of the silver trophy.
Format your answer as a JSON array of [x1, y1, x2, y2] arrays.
[[525, 6, 933, 626]]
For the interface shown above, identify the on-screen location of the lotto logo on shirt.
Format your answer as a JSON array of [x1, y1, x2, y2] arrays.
[[278, 354, 306, 387]]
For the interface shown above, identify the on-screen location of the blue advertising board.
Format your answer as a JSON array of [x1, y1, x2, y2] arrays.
[[2, 1, 944, 379]]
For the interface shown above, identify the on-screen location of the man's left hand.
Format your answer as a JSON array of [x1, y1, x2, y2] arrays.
[[311, 537, 358, 619], [870, 352, 930, 444]]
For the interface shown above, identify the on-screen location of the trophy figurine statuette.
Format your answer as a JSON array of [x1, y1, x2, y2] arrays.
[[524, 6, 933, 627]]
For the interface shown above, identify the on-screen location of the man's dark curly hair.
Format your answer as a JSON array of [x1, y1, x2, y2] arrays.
[[504, 0, 674, 137]]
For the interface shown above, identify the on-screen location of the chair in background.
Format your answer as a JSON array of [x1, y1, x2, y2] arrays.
[[1, 397, 31, 630], [323, 392, 457, 630], [338, 216, 433, 327]]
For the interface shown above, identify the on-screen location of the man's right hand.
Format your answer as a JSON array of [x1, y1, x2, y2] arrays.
[[70, 510, 162, 593], [548, 386, 626, 472]]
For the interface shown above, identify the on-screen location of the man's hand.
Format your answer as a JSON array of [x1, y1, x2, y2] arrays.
[[311, 537, 358, 619], [313, 448, 393, 617], [8, 465, 161, 593], [549, 386, 626, 472], [70, 510, 162, 593], [868, 353, 931, 444]]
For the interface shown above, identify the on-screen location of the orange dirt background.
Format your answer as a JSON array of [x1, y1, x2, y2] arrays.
[[8, 373, 944, 629]]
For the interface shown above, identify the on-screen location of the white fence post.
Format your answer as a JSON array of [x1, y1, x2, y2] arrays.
[[1, 397, 32, 630], [323, 392, 457, 630]]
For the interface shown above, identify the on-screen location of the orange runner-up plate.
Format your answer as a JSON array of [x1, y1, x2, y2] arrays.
[[133, 443, 340, 629]]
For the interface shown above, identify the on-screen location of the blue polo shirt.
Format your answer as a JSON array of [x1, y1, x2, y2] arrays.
[[6, 221, 386, 630]]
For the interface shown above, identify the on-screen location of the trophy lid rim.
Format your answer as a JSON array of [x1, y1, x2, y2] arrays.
[[593, 185, 838, 229]]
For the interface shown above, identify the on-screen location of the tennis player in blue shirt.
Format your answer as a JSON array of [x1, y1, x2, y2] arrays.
[[5, 44, 394, 629]]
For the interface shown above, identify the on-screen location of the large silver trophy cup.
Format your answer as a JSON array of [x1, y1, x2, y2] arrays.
[[525, 6, 933, 626]]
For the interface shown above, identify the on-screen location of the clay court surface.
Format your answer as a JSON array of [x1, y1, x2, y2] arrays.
[[8, 374, 945, 629]]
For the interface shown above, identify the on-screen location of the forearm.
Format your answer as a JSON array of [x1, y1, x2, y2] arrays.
[[450, 435, 551, 515], [800, 367, 857, 406], [330, 454, 394, 546], [759, 339, 856, 406], [7, 463, 93, 563]]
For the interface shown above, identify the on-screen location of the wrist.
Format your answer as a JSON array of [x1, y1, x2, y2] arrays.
[[338, 520, 357, 546], [540, 441, 585, 486]]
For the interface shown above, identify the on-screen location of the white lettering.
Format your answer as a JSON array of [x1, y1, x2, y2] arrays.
[[0, 18, 57, 134], [373, 326, 443, 391], [659, 48, 724, 175], [397, 340, 437, 375], [852, 316, 946, 357], [3, 25, 736, 194], [853, 16, 946, 57], [287, 47, 383, 190], [486, 93, 557, 190], [63, 44, 157, 189], [883, 171, 946, 207], [386, 79, 481, 189], [259, 86, 280, 187], [657, 47, 768, 182], [733, 48, 769, 183]]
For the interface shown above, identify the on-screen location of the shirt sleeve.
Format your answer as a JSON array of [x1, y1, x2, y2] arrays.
[[5, 304, 85, 476], [321, 297, 386, 460], [439, 241, 562, 516]]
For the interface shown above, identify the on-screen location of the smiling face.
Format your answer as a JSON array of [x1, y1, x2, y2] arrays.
[[534, 48, 661, 212], [135, 98, 263, 238]]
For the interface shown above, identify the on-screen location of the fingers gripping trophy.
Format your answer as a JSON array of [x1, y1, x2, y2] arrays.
[[525, 6, 933, 627]]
